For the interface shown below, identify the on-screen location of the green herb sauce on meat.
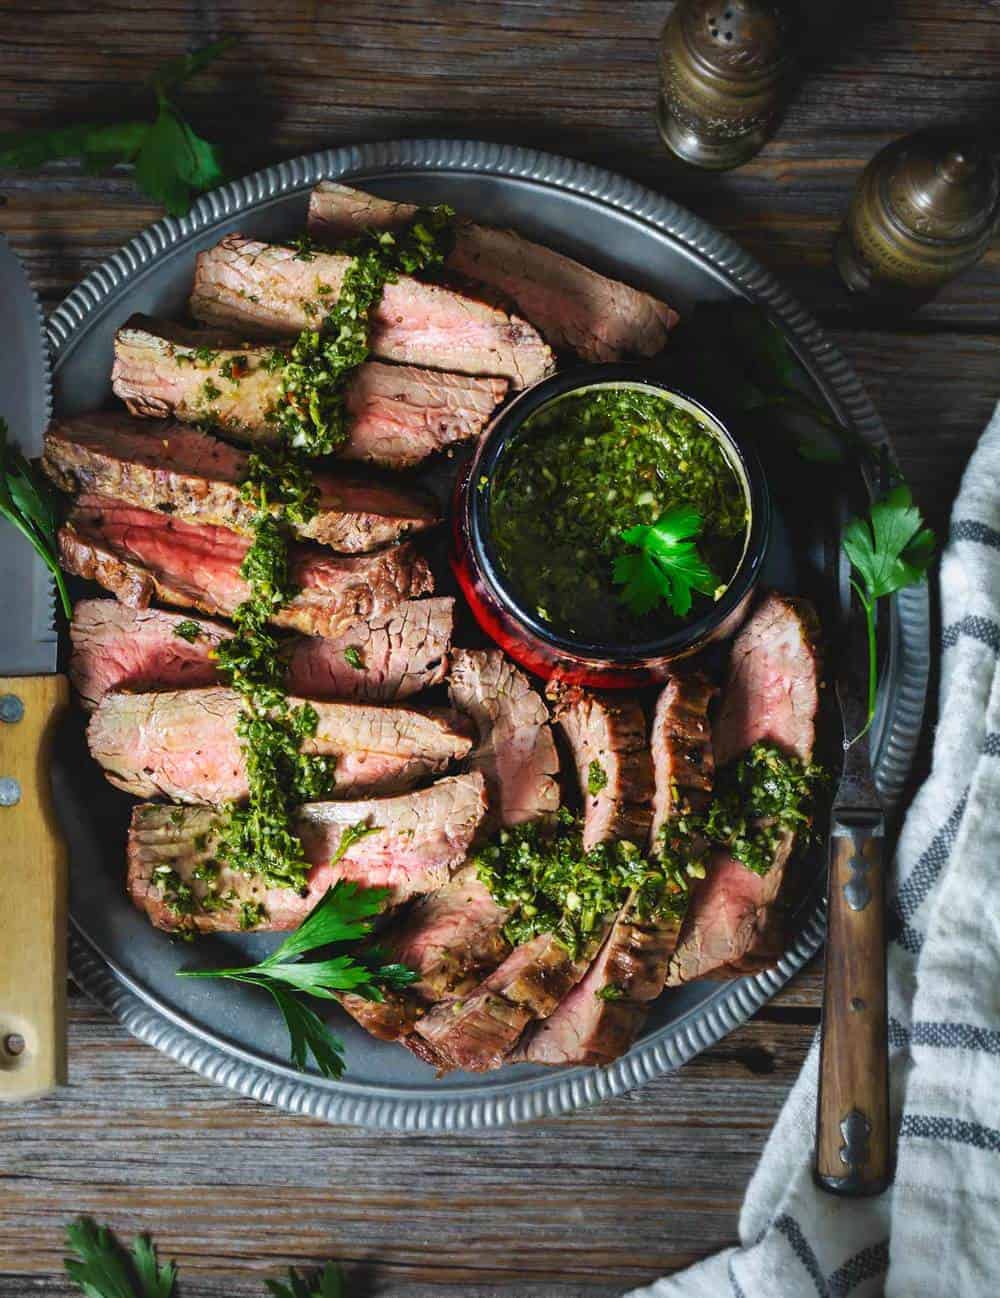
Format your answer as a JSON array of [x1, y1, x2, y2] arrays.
[[193, 208, 454, 899], [473, 809, 694, 959], [655, 742, 825, 882]]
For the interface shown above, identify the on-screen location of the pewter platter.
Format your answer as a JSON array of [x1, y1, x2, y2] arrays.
[[51, 139, 929, 1130]]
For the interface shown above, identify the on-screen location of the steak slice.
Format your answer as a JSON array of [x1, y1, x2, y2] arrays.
[[649, 671, 717, 848], [88, 685, 473, 803], [127, 772, 488, 932], [448, 648, 560, 829], [338, 864, 511, 1042], [43, 413, 438, 553], [308, 182, 680, 362], [713, 592, 821, 767], [69, 598, 454, 712], [112, 315, 507, 467], [59, 495, 433, 639], [410, 932, 591, 1073], [550, 686, 653, 851], [189, 235, 554, 388], [667, 594, 821, 985], [516, 906, 676, 1067]]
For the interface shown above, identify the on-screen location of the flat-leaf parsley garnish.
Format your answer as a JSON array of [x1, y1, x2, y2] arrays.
[[613, 503, 721, 618], [178, 881, 417, 1079], [0, 417, 72, 619], [842, 484, 935, 741]]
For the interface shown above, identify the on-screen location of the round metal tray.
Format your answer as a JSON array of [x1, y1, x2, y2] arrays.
[[51, 138, 929, 1130]]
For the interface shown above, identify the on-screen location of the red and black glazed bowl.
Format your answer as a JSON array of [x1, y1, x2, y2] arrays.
[[451, 365, 771, 689]]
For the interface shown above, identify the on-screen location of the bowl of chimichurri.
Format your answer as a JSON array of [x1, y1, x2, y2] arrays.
[[452, 366, 770, 686]]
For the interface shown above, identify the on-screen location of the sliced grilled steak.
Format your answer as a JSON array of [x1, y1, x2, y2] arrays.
[[88, 686, 473, 803], [448, 648, 560, 829], [649, 671, 717, 848], [112, 315, 507, 467], [308, 183, 679, 362], [127, 772, 488, 932], [713, 592, 821, 767], [550, 686, 653, 851], [69, 598, 454, 712], [59, 495, 433, 638], [189, 235, 554, 388], [338, 864, 511, 1042], [667, 835, 797, 984], [517, 907, 676, 1067], [667, 595, 821, 985], [43, 413, 437, 553], [517, 673, 720, 1065], [410, 932, 591, 1073]]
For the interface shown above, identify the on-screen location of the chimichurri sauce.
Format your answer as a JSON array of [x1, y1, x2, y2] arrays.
[[488, 387, 748, 642]]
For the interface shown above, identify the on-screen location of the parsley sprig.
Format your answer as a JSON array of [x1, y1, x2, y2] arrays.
[[0, 417, 71, 618], [842, 484, 935, 741], [612, 503, 721, 618], [0, 38, 237, 215], [65, 1219, 177, 1298], [177, 879, 417, 1078], [64, 1218, 348, 1298]]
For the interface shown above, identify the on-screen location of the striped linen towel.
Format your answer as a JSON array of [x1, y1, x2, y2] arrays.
[[627, 407, 1000, 1298]]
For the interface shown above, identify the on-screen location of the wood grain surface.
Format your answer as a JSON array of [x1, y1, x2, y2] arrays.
[[0, 0, 994, 1292]]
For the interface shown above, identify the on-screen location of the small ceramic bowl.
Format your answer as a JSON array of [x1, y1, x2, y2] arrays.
[[451, 365, 771, 688]]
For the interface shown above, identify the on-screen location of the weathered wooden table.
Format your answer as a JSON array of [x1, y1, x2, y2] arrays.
[[1, 3, 994, 1293]]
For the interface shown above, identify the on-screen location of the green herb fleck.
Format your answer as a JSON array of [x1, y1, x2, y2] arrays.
[[587, 760, 608, 796], [343, 644, 365, 671], [596, 984, 625, 1001], [239, 900, 266, 930], [291, 235, 317, 262], [219, 354, 249, 382], [172, 618, 203, 642]]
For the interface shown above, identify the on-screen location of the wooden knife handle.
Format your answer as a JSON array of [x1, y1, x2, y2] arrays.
[[815, 812, 891, 1195], [0, 674, 69, 1101]]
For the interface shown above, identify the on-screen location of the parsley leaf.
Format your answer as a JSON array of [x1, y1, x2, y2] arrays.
[[266, 1263, 346, 1298], [177, 881, 415, 1079], [0, 39, 236, 215], [64, 1218, 176, 1298], [0, 418, 72, 618], [135, 100, 225, 215], [842, 484, 935, 739], [612, 504, 720, 618]]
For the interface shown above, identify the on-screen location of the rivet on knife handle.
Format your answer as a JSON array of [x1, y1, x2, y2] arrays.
[[815, 813, 891, 1195], [0, 674, 69, 1101]]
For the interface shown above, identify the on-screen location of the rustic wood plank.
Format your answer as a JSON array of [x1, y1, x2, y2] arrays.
[[2, 1, 998, 321], [0, 992, 813, 1296]]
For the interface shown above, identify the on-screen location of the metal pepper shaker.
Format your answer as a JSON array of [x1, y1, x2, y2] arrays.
[[835, 129, 999, 300], [656, 0, 798, 171]]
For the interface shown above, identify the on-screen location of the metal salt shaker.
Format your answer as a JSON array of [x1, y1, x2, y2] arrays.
[[656, 0, 798, 171], [835, 129, 999, 300]]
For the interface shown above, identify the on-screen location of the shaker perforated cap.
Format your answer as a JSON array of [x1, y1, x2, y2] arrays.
[[681, 0, 794, 79]]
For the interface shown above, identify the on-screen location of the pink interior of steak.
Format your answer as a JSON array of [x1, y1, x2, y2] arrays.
[[307, 181, 679, 362]]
